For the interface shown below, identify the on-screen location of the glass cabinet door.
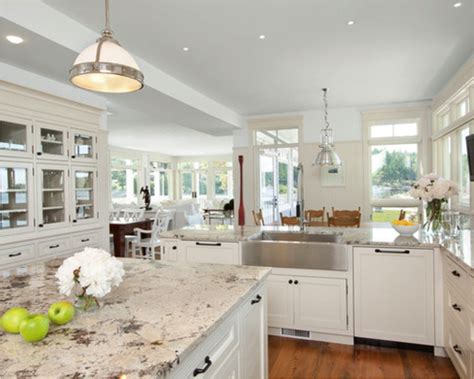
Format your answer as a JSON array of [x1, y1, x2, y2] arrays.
[[73, 169, 96, 223], [36, 123, 68, 160], [39, 166, 68, 227], [0, 115, 32, 157], [71, 130, 96, 161], [0, 164, 32, 232]]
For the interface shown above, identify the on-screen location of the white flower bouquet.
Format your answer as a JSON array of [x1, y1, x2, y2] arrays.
[[56, 248, 125, 311], [409, 174, 458, 234]]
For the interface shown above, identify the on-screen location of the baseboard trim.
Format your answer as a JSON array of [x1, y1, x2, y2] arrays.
[[268, 327, 354, 345]]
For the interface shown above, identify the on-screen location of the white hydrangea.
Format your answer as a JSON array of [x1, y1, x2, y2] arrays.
[[409, 173, 458, 202], [55, 248, 125, 298]]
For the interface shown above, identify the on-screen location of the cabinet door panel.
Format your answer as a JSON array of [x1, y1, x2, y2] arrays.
[[267, 274, 294, 327], [183, 241, 239, 265], [0, 113, 32, 158], [354, 247, 434, 345], [35, 122, 68, 160], [209, 347, 240, 379], [72, 167, 97, 224], [294, 277, 347, 332], [70, 129, 97, 162]]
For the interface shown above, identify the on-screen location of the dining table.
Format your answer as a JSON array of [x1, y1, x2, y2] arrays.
[[109, 218, 153, 257]]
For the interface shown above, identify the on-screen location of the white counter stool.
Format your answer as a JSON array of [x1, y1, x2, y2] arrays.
[[132, 213, 171, 260]]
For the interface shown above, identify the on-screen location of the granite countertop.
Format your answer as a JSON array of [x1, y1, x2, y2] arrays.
[[162, 224, 474, 274], [0, 259, 271, 378]]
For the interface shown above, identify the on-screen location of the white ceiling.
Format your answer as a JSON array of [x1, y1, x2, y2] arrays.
[[44, 0, 474, 114]]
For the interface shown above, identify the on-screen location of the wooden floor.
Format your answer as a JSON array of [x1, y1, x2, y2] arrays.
[[268, 336, 458, 379]]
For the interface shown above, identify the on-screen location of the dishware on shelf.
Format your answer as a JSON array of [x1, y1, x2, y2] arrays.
[[391, 220, 420, 236]]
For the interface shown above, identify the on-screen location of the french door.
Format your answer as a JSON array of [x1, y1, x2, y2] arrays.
[[257, 147, 298, 224]]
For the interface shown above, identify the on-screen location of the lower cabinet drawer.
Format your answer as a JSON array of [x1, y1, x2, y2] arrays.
[[445, 257, 471, 300], [0, 244, 36, 266], [38, 238, 70, 257], [71, 232, 99, 249], [446, 321, 470, 379], [446, 284, 470, 332]]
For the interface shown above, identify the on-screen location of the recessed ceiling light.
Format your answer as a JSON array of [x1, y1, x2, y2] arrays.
[[453, 2, 462, 7], [183, 47, 189, 52], [6, 35, 24, 44], [347, 20, 355, 26], [259, 34, 266, 40]]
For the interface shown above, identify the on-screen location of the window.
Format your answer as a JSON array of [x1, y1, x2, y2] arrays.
[[456, 98, 470, 119], [180, 171, 193, 199], [364, 115, 423, 222], [458, 127, 470, 205], [110, 155, 139, 204], [213, 161, 233, 198], [256, 128, 299, 145], [149, 161, 172, 202]]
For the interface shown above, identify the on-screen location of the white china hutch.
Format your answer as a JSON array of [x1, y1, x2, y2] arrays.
[[0, 81, 109, 270]]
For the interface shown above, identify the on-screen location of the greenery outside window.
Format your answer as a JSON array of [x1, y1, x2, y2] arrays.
[[111, 155, 139, 204], [149, 161, 172, 202]]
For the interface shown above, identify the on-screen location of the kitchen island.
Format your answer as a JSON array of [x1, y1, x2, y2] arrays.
[[0, 259, 271, 378]]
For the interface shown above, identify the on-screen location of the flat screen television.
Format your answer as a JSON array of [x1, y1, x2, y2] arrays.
[[466, 134, 474, 181]]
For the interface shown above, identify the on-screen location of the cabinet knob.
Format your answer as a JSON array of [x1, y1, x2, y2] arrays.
[[453, 345, 462, 355], [172, 246, 177, 250], [294, 280, 299, 285], [452, 304, 462, 312], [72, 220, 77, 223], [288, 279, 293, 284], [37, 152, 42, 156], [451, 270, 461, 277], [38, 224, 44, 228], [71, 155, 76, 159]]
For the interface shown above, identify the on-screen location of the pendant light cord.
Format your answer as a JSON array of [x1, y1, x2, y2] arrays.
[[322, 88, 330, 131]]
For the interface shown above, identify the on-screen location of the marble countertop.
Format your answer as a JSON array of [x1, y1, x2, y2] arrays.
[[0, 259, 271, 378], [162, 224, 474, 274]]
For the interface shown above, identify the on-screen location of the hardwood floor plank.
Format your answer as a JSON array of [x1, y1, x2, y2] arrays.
[[268, 336, 458, 379]]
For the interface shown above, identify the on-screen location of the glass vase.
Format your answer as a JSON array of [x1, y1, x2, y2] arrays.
[[74, 294, 100, 312], [423, 199, 445, 236]]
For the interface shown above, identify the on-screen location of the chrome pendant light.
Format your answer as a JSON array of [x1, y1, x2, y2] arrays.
[[314, 88, 342, 167], [69, 0, 144, 93]]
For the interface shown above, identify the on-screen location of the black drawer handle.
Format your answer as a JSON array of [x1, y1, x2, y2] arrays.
[[375, 249, 410, 254], [195, 242, 222, 247], [81, 238, 90, 243], [49, 244, 60, 249], [251, 294, 262, 305], [193, 356, 212, 376], [172, 246, 177, 250], [451, 270, 461, 277], [8, 252, 22, 258], [452, 304, 462, 312], [453, 345, 462, 355]]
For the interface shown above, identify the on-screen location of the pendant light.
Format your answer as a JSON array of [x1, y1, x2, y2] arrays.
[[313, 88, 342, 167], [69, 0, 144, 93]]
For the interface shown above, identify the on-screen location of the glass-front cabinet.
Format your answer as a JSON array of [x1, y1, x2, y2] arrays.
[[37, 164, 69, 228], [0, 114, 33, 158], [70, 129, 97, 162], [72, 167, 97, 224], [0, 163, 34, 234], [35, 122, 68, 160]]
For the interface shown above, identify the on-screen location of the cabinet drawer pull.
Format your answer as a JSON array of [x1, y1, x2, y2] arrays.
[[251, 294, 262, 305], [37, 152, 42, 156], [193, 356, 212, 376], [172, 246, 177, 250], [195, 242, 222, 247], [453, 345, 462, 355], [451, 270, 461, 277], [288, 279, 293, 284], [8, 252, 22, 258], [38, 224, 44, 228], [49, 244, 60, 249], [375, 248, 410, 254], [294, 280, 299, 285], [80, 238, 90, 243], [452, 304, 462, 312]]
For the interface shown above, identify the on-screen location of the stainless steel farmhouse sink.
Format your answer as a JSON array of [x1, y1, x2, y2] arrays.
[[241, 232, 348, 271]]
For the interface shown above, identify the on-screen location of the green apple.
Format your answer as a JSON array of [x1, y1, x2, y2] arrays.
[[1, 307, 30, 334], [48, 301, 75, 325], [19, 314, 49, 343]]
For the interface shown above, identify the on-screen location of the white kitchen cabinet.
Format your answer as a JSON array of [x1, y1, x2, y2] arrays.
[[0, 112, 33, 159], [268, 273, 349, 335], [180, 241, 240, 265], [294, 276, 347, 332], [70, 128, 97, 163], [35, 121, 68, 161], [71, 166, 97, 224], [354, 247, 434, 345], [0, 243, 36, 267], [241, 287, 267, 379], [208, 347, 240, 379], [36, 163, 70, 229], [161, 239, 179, 262]]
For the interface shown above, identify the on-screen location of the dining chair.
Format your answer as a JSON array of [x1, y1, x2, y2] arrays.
[[122, 208, 145, 220], [252, 209, 265, 226], [132, 212, 171, 260], [305, 208, 325, 226], [331, 207, 361, 219], [280, 213, 300, 226], [327, 215, 361, 228]]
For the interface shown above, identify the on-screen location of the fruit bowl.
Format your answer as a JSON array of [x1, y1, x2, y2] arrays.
[[391, 220, 420, 236]]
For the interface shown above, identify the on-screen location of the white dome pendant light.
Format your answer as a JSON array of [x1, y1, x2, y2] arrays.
[[69, 0, 144, 93], [313, 88, 342, 167]]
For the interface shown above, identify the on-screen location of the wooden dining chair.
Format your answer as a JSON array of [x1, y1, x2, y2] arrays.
[[305, 208, 325, 226], [252, 209, 265, 226], [327, 215, 361, 228], [280, 213, 300, 226], [331, 207, 361, 219]]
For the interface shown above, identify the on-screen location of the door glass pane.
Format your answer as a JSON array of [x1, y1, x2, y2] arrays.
[[40, 128, 64, 156], [149, 170, 170, 201], [256, 128, 298, 145], [371, 144, 417, 200], [459, 128, 470, 204], [42, 169, 65, 224], [75, 171, 94, 220], [74, 133, 93, 159], [198, 172, 208, 198], [277, 148, 298, 216], [259, 148, 277, 224], [111, 168, 137, 204], [0, 167, 28, 230], [181, 172, 193, 198], [0, 121, 27, 152]]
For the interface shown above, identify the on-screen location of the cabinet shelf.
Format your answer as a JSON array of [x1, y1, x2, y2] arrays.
[[0, 189, 27, 193], [75, 187, 93, 191], [40, 139, 63, 145], [43, 206, 64, 211], [76, 203, 93, 207], [43, 188, 64, 192], [0, 209, 27, 213]]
